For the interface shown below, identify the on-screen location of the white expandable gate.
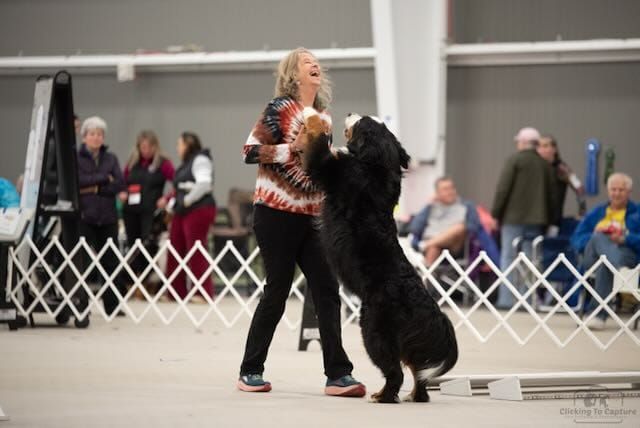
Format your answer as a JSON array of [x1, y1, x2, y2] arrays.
[[5, 235, 640, 350]]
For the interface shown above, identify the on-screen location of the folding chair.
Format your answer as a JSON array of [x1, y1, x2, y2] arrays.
[[613, 267, 640, 330], [530, 218, 583, 313], [402, 233, 474, 306]]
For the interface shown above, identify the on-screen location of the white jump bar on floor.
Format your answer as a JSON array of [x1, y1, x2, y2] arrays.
[[0, 405, 9, 421], [430, 372, 640, 401]]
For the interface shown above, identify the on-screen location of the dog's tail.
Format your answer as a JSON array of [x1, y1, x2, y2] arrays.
[[416, 315, 458, 382]]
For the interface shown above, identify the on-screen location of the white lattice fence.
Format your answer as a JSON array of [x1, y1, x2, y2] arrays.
[[398, 239, 640, 350], [5, 236, 640, 349]]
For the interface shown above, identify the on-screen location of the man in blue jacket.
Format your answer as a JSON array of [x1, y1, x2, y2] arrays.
[[571, 172, 640, 330]]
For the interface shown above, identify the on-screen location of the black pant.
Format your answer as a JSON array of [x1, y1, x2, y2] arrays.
[[240, 205, 353, 379], [79, 221, 127, 315], [123, 210, 156, 275]]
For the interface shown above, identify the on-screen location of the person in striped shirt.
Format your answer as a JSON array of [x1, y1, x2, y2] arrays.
[[237, 47, 366, 398]]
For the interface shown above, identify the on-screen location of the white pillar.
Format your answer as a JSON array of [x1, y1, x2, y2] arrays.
[[370, 0, 400, 136], [370, 0, 448, 217]]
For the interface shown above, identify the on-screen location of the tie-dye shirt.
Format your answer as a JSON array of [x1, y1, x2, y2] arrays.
[[242, 96, 332, 216]]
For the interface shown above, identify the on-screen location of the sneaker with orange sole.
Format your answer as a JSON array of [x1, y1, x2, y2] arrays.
[[237, 374, 272, 392], [324, 375, 366, 397]]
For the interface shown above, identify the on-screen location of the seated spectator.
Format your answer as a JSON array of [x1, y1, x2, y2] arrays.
[[409, 177, 482, 266], [570, 172, 640, 329], [0, 177, 20, 208]]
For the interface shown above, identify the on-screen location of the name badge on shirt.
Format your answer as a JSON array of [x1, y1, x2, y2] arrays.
[[128, 184, 141, 205]]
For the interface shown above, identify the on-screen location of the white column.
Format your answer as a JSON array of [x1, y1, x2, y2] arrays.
[[370, 0, 448, 217], [370, 0, 400, 136]]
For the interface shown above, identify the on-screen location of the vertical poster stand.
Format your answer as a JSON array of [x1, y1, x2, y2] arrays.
[[9, 70, 85, 329]]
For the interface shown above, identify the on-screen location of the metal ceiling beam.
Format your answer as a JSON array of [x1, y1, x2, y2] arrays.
[[0, 48, 376, 75], [446, 38, 640, 67]]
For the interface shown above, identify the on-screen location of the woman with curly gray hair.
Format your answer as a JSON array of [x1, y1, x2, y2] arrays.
[[237, 48, 366, 397]]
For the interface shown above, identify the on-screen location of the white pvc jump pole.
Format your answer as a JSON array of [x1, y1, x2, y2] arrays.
[[429, 371, 640, 389]]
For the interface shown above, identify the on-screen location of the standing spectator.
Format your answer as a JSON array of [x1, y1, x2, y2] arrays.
[[570, 173, 639, 329], [536, 134, 586, 221], [491, 127, 556, 309], [121, 130, 174, 280], [76, 116, 127, 316], [165, 132, 216, 301], [237, 47, 365, 397]]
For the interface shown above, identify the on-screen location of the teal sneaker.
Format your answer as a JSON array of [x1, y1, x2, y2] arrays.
[[325, 375, 366, 397], [237, 374, 272, 392]]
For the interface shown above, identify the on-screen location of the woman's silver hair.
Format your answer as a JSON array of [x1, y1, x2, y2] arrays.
[[607, 172, 633, 190], [80, 116, 107, 137], [274, 47, 332, 111]]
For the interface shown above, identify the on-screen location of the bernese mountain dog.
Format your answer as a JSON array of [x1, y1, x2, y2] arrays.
[[298, 108, 458, 403]]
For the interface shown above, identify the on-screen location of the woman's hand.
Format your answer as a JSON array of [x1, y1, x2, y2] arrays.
[[156, 197, 167, 210], [610, 229, 626, 244]]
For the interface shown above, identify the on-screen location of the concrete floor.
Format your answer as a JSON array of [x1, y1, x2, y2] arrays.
[[1, 299, 639, 428]]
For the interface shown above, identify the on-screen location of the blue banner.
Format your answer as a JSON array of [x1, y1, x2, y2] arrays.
[[585, 138, 600, 196]]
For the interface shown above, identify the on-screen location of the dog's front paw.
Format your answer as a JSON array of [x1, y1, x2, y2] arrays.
[[368, 391, 400, 404]]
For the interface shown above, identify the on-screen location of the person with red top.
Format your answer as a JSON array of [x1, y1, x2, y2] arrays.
[[165, 132, 216, 301], [237, 47, 366, 397], [121, 130, 175, 280]]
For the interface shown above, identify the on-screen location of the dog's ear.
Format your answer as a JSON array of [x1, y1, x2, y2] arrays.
[[351, 129, 384, 165], [396, 140, 410, 170], [381, 124, 410, 171]]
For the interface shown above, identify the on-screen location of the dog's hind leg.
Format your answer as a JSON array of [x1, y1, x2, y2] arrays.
[[403, 365, 430, 403], [363, 333, 403, 403]]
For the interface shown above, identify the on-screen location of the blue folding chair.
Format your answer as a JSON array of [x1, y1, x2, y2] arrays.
[[532, 218, 582, 312]]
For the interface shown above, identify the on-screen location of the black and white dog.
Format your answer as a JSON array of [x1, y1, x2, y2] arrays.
[[299, 108, 458, 403]]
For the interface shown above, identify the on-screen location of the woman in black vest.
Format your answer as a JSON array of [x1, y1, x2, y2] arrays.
[[121, 130, 175, 278], [165, 132, 216, 300]]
